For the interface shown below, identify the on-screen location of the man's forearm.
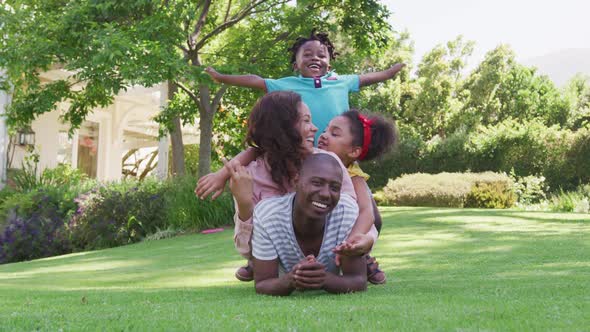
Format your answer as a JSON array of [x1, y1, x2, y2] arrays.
[[255, 273, 296, 296], [322, 273, 367, 294]]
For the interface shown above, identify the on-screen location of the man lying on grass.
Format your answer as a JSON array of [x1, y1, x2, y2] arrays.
[[251, 154, 367, 296]]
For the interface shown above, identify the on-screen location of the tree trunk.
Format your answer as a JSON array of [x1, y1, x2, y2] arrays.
[[197, 103, 214, 178], [168, 82, 185, 176]]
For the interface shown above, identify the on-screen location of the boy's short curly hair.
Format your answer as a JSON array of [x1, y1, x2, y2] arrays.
[[288, 29, 338, 66]]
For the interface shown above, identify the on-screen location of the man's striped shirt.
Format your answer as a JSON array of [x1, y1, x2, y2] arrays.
[[251, 192, 359, 273]]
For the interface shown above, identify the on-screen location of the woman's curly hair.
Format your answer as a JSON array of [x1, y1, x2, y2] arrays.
[[246, 91, 305, 192]]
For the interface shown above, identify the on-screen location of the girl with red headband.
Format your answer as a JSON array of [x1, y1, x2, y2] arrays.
[[318, 109, 398, 284]]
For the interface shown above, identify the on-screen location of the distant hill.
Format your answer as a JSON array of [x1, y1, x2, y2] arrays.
[[521, 48, 590, 87]]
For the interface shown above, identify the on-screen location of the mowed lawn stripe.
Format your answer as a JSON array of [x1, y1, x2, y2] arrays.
[[1, 207, 589, 331]]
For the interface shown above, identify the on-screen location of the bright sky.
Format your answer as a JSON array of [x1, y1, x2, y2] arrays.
[[383, 0, 590, 66]]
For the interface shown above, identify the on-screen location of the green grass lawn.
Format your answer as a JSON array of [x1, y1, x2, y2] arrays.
[[1, 208, 589, 331]]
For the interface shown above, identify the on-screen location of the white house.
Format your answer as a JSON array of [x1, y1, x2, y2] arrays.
[[0, 68, 200, 186]]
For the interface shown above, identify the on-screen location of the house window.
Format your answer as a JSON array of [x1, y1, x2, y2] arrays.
[[77, 121, 99, 178], [57, 131, 72, 165]]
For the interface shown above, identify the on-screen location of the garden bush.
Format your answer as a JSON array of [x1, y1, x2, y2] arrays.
[[163, 175, 234, 231], [565, 128, 590, 186], [362, 130, 425, 190], [510, 172, 548, 205], [0, 192, 71, 264], [467, 119, 575, 190], [382, 172, 515, 208], [69, 178, 168, 251], [1, 170, 236, 263], [421, 129, 471, 173], [464, 181, 516, 209], [363, 119, 586, 194], [548, 187, 590, 213]]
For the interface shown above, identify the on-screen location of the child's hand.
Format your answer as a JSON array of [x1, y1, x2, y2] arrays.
[[195, 169, 228, 200], [205, 66, 221, 83], [224, 158, 253, 211], [389, 63, 406, 75], [333, 233, 374, 258]]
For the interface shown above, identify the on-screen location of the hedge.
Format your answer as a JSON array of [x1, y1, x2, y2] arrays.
[[363, 120, 590, 192], [381, 172, 515, 208]]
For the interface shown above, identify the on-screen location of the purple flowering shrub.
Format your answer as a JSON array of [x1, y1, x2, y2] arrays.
[[0, 173, 232, 263], [69, 179, 168, 250], [0, 192, 71, 264]]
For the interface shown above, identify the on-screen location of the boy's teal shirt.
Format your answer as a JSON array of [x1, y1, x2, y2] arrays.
[[264, 72, 360, 143]]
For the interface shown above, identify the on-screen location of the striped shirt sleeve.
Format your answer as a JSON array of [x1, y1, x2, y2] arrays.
[[251, 198, 281, 261]]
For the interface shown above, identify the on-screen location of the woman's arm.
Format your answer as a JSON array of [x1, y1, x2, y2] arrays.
[[205, 67, 267, 91], [195, 147, 260, 200]]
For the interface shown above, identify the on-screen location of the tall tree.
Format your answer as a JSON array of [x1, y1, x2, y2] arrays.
[[563, 74, 590, 129], [461, 45, 570, 129], [1, 0, 393, 177], [405, 36, 474, 139]]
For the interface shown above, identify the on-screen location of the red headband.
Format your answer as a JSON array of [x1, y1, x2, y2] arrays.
[[357, 114, 373, 161]]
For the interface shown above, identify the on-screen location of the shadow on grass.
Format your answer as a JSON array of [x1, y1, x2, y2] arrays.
[[376, 207, 590, 288], [1, 207, 589, 296], [1, 208, 589, 331]]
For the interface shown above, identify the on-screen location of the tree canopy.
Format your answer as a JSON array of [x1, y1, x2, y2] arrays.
[[1, 0, 395, 176]]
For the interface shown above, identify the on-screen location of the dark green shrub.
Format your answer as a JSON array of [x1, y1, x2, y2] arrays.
[[467, 119, 575, 190], [0, 187, 17, 211], [361, 119, 588, 194], [362, 129, 425, 190], [465, 182, 516, 209], [69, 178, 168, 250], [566, 128, 590, 186], [422, 129, 471, 173], [163, 175, 234, 231]]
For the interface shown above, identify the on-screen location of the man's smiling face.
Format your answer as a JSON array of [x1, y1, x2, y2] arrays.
[[294, 154, 342, 220]]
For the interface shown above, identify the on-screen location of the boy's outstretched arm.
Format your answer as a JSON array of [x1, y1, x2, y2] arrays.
[[359, 63, 406, 87], [205, 67, 267, 91]]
